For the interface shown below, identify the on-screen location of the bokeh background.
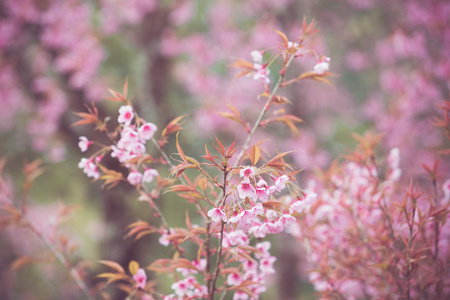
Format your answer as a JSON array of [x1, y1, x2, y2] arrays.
[[1, 0, 449, 299]]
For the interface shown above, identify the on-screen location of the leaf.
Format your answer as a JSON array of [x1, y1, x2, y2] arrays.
[[10, 256, 35, 271], [123, 77, 128, 99], [231, 58, 255, 70], [264, 151, 293, 170], [129, 260, 139, 275], [71, 112, 98, 127], [184, 227, 207, 241], [96, 272, 118, 279], [262, 115, 303, 135], [165, 184, 206, 201], [274, 29, 288, 47], [271, 95, 292, 105], [176, 132, 187, 163], [214, 136, 225, 155], [185, 210, 192, 230], [249, 145, 261, 165], [106, 89, 126, 102], [170, 163, 197, 177], [262, 199, 287, 211], [198, 177, 208, 191], [99, 166, 124, 189], [99, 260, 125, 274], [159, 115, 186, 146]]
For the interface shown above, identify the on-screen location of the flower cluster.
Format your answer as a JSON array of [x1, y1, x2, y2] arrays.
[[77, 103, 159, 186], [299, 143, 450, 299]]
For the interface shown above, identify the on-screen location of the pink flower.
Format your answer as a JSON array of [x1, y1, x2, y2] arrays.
[[238, 180, 256, 199], [289, 193, 316, 214], [240, 166, 256, 180], [133, 268, 147, 289], [266, 219, 284, 234], [207, 207, 227, 222], [313, 56, 330, 75], [138, 122, 157, 142], [259, 256, 276, 275], [387, 148, 400, 169], [233, 291, 249, 300], [159, 232, 171, 246], [250, 50, 263, 63], [228, 211, 241, 224], [274, 175, 289, 192], [118, 127, 139, 148], [111, 145, 126, 162], [143, 168, 158, 183], [442, 179, 450, 205], [78, 136, 91, 152], [118, 105, 134, 126], [127, 170, 143, 185], [237, 209, 255, 225], [255, 241, 271, 258], [78, 158, 99, 179], [171, 279, 189, 297], [227, 272, 243, 286], [255, 179, 269, 202], [250, 203, 264, 216], [192, 259, 207, 272], [280, 214, 296, 227], [252, 63, 270, 84], [249, 223, 267, 238]]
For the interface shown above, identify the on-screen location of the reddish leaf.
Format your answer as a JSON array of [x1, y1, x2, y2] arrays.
[[274, 29, 289, 47], [249, 145, 261, 165], [99, 260, 125, 274], [176, 132, 187, 163]]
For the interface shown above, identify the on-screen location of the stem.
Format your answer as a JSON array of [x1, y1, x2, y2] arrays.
[[432, 178, 442, 296], [209, 167, 229, 299], [206, 221, 212, 290], [406, 203, 416, 300], [24, 216, 94, 300], [143, 186, 170, 231], [234, 54, 296, 166], [152, 137, 174, 171], [210, 220, 225, 300]]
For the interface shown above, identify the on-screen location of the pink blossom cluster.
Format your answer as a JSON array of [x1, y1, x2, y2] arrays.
[[165, 276, 208, 299], [298, 147, 450, 299], [206, 167, 315, 241], [77, 104, 158, 186]]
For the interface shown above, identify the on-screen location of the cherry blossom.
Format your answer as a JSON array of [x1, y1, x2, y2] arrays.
[[127, 170, 142, 185], [133, 268, 147, 289], [78, 136, 91, 152], [289, 192, 317, 214], [252, 63, 270, 84], [259, 256, 276, 275], [138, 122, 157, 142], [78, 158, 99, 179], [142, 168, 158, 183], [227, 272, 243, 286], [239, 166, 255, 180], [272, 175, 289, 192], [313, 56, 330, 75], [255, 179, 269, 202], [250, 50, 263, 63], [237, 179, 256, 199], [207, 206, 227, 222], [118, 105, 134, 126]]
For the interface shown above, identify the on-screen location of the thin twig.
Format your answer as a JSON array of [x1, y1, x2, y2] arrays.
[[24, 216, 94, 300], [234, 54, 296, 166]]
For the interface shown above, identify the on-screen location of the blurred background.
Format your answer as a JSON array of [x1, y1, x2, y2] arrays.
[[0, 0, 449, 299]]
